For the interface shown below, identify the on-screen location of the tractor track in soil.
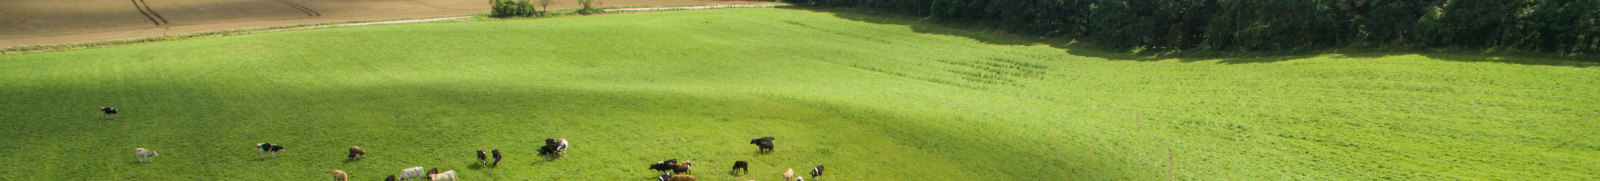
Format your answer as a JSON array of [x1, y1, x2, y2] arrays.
[[131, 0, 168, 26], [271, 0, 320, 17]]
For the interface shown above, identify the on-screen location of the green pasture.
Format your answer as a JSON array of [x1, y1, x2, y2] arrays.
[[0, 8, 1596, 180]]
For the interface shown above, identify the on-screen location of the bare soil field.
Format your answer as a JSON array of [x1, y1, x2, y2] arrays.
[[0, 0, 762, 47]]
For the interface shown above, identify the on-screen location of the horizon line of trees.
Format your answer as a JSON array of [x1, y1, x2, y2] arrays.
[[786, 0, 1600, 57], [492, 0, 604, 17]]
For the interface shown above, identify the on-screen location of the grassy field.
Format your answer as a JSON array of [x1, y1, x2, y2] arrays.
[[1, 8, 1597, 180]]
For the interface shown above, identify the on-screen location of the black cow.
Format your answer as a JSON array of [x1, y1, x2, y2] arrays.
[[538, 144, 560, 159], [732, 161, 749, 173], [750, 137, 775, 153], [491, 149, 502, 166]]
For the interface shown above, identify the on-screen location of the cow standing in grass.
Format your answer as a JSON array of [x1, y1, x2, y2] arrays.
[[732, 161, 749, 174], [539, 138, 569, 159], [750, 137, 774, 153], [348, 146, 366, 160], [671, 161, 693, 174], [134, 148, 157, 162], [783, 168, 795, 180], [477, 149, 489, 166], [256, 143, 285, 158], [100, 107, 119, 119], [398, 166, 425, 181], [429, 170, 457, 181], [658, 173, 697, 181], [491, 149, 503, 167], [332, 169, 347, 181], [811, 165, 824, 179], [650, 160, 679, 173]]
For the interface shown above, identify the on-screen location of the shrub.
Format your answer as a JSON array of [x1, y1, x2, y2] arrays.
[[576, 0, 604, 15], [492, 0, 540, 17]]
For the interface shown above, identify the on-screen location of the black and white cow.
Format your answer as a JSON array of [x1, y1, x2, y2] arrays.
[[811, 165, 824, 179], [100, 107, 119, 119], [477, 149, 489, 166], [256, 143, 285, 158]]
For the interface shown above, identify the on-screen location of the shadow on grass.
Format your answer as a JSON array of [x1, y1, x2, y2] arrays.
[[783, 6, 1599, 68], [529, 157, 558, 166], [781, 7, 1032, 46]]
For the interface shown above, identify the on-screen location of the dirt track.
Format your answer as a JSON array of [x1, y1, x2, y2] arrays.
[[1, 0, 764, 47]]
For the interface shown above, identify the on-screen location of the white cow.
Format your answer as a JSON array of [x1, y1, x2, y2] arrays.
[[783, 168, 795, 180], [558, 138, 570, 156], [429, 170, 457, 181], [134, 148, 158, 162], [399, 166, 426, 181]]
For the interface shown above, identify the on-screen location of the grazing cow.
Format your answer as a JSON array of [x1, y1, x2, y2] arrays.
[[134, 148, 158, 162], [491, 149, 503, 167], [539, 144, 559, 159], [477, 149, 488, 166], [783, 168, 795, 180], [811, 165, 824, 178], [539, 138, 570, 159], [256, 143, 285, 158], [650, 160, 678, 173], [662, 174, 697, 181], [398, 166, 426, 181], [672, 161, 693, 174], [348, 146, 366, 160], [732, 161, 749, 173], [428, 170, 457, 181], [100, 107, 119, 119], [332, 169, 347, 181], [384, 174, 397, 181], [750, 137, 775, 153]]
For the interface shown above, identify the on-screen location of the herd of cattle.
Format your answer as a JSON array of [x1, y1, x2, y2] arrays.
[[110, 107, 827, 180]]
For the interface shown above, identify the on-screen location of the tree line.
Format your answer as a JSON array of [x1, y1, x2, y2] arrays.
[[786, 0, 1600, 56], [492, 0, 604, 17]]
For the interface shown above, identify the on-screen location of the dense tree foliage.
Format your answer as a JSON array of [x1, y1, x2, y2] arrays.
[[788, 0, 1600, 55], [491, 0, 542, 17]]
